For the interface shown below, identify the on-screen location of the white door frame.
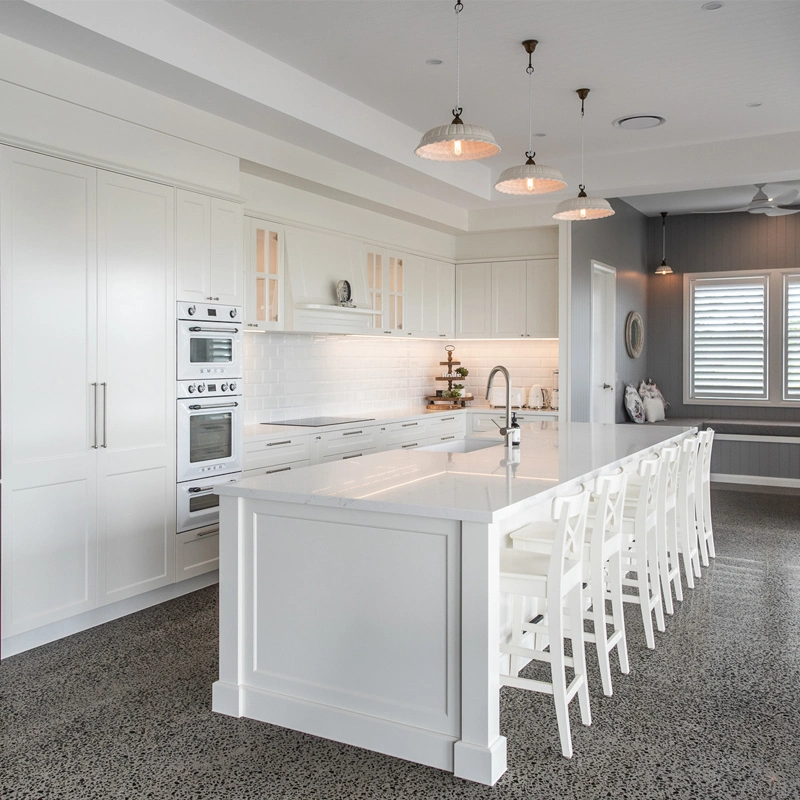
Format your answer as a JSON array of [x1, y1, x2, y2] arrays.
[[590, 261, 616, 423]]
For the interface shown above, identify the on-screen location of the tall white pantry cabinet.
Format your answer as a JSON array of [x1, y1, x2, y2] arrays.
[[0, 147, 176, 639]]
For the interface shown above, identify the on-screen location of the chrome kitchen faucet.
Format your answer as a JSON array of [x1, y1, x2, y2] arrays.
[[486, 365, 513, 447]]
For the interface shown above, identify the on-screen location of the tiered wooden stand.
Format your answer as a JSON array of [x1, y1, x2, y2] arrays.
[[426, 345, 474, 410]]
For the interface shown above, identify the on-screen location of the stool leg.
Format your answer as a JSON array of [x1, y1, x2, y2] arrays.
[[703, 482, 716, 558], [548, 591, 572, 758], [696, 494, 710, 568], [590, 558, 613, 697], [667, 504, 684, 602], [568, 581, 591, 727], [636, 553, 656, 649], [679, 499, 697, 589], [608, 551, 630, 675], [657, 513, 674, 615], [649, 550, 666, 633]]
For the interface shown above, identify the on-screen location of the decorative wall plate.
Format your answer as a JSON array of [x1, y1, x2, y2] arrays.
[[625, 311, 644, 358], [336, 279, 353, 306]]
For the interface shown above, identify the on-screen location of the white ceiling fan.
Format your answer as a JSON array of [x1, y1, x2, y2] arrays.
[[695, 183, 800, 216]]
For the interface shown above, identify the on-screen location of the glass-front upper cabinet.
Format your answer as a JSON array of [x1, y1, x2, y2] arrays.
[[246, 217, 284, 331], [366, 248, 404, 334]]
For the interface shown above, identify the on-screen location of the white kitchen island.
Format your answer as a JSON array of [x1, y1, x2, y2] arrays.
[[212, 421, 695, 785]]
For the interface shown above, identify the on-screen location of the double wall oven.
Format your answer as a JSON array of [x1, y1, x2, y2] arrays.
[[176, 302, 243, 534]]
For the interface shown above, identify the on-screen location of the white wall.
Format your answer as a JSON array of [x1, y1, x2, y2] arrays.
[[243, 334, 558, 425]]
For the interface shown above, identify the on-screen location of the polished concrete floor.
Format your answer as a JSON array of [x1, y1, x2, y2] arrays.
[[2, 488, 799, 800]]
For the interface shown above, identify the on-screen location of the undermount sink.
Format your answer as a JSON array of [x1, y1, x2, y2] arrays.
[[419, 437, 503, 453]]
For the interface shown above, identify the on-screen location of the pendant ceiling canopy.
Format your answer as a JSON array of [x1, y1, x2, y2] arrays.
[[415, 1, 500, 162], [494, 40, 566, 195]]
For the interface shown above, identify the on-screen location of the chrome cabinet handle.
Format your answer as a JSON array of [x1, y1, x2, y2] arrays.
[[196, 528, 218, 537], [342, 453, 363, 459], [266, 440, 292, 447], [101, 382, 108, 448], [91, 383, 99, 449], [265, 466, 291, 475], [401, 442, 418, 449], [401, 422, 418, 427], [441, 435, 455, 441], [603, 383, 613, 390], [441, 416, 455, 421], [188, 326, 239, 333], [188, 486, 215, 494], [188, 402, 239, 410], [342, 430, 363, 436]]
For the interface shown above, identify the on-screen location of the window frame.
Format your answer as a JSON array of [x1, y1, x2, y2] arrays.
[[683, 268, 800, 407]]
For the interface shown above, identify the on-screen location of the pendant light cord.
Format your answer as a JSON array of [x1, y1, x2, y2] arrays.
[[580, 96, 585, 191], [527, 58, 534, 157], [454, 1, 463, 116], [662, 213, 667, 260]]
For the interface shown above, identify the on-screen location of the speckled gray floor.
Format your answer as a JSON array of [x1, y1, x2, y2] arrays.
[[2, 488, 800, 800]]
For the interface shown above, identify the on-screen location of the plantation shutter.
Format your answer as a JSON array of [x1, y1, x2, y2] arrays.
[[689, 276, 767, 400], [785, 276, 800, 399]]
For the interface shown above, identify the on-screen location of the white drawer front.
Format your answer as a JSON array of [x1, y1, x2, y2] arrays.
[[321, 447, 377, 463], [319, 426, 377, 458], [176, 528, 219, 581], [383, 418, 429, 447], [427, 414, 466, 437], [385, 439, 425, 451], [243, 459, 310, 479], [245, 435, 310, 470]]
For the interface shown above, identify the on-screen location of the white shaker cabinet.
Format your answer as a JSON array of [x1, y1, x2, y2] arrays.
[[455, 262, 492, 338], [245, 217, 285, 331], [526, 258, 559, 338], [176, 189, 243, 306], [491, 261, 528, 338], [402, 255, 425, 336], [366, 247, 406, 335], [0, 147, 176, 640], [421, 260, 455, 339]]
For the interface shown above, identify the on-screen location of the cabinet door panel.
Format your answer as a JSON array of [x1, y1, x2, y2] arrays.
[[209, 197, 243, 305], [176, 189, 210, 302], [97, 172, 176, 604], [403, 255, 424, 335], [437, 262, 456, 338], [492, 262, 527, 338], [246, 218, 285, 330], [1, 147, 98, 636], [455, 263, 492, 338], [526, 258, 559, 338]]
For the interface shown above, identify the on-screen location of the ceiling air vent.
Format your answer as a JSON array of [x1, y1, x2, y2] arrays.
[[613, 115, 666, 130]]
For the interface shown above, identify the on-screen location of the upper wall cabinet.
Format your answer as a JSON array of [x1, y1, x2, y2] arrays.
[[422, 259, 455, 339], [245, 217, 284, 331], [176, 189, 244, 307], [457, 259, 559, 339], [366, 247, 407, 335]]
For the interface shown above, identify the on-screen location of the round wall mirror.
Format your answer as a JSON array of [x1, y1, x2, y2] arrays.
[[625, 311, 644, 358]]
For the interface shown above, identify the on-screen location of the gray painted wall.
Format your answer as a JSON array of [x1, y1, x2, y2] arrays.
[[646, 211, 800, 422], [570, 198, 650, 423]]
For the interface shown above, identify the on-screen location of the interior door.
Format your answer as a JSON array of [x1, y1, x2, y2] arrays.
[[590, 262, 617, 423], [96, 171, 176, 605], [1, 147, 98, 639]]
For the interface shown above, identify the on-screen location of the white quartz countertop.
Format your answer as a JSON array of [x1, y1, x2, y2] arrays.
[[220, 422, 695, 523]]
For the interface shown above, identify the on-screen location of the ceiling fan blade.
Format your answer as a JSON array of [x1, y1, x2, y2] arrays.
[[693, 207, 752, 214], [777, 202, 800, 210], [761, 207, 800, 216], [769, 188, 799, 205]]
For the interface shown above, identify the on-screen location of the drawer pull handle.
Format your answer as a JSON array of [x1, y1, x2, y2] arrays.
[[401, 443, 418, 449], [265, 466, 291, 475], [402, 422, 418, 427], [266, 440, 293, 447], [343, 453, 363, 459], [342, 430, 363, 436], [441, 416, 455, 421], [441, 435, 455, 441], [196, 528, 218, 538]]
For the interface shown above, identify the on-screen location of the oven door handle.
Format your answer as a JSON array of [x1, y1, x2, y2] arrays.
[[188, 402, 239, 410], [188, 326, 240, 334], [187, 486, 217, 494]]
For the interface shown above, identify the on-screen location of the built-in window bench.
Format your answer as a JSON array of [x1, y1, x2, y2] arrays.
[[647, 418, 800, 489]]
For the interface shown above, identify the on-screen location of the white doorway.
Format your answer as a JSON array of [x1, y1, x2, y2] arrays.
[[591, 261, 616, 423]]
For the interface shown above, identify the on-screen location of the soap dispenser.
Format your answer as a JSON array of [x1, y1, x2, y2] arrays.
[[510, 412, 521, 448]]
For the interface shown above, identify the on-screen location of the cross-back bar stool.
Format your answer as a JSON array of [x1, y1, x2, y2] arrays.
[[694, 428, 716, 567]]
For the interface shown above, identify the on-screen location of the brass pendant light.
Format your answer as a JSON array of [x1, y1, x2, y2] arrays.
[[494, 40, 566, 195], [553, 89, 615, 220], [655, 212, 674, 274], [415, 1, 500, 161]]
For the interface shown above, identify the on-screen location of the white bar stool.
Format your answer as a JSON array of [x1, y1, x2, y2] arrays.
[[676, 436, 702, 587], [652, 445, 682, 614], [499, 487, 592, 759], [620, 457, 665, 649], [510, 471, 630, 698], [694, 429, 716, 566]]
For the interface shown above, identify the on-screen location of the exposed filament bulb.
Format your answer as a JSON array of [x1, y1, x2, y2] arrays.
[[580, 208, 587, 219], [453, 140, 462, 156], [526, 177, 534, 191]]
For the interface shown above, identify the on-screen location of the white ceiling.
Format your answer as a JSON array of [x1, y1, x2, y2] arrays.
[[6, 0, 800, 217]]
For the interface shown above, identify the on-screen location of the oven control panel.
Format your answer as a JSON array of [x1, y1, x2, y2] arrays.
[[177, 301, 241, 323], [177, 380, 240, 399]]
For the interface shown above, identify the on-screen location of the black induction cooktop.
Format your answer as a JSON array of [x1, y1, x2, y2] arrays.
[[264, 416, 375, 427]]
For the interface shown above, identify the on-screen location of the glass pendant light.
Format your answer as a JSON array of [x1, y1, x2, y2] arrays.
[[553, 89, 615, 220], [415, 1, 500, 161], [655, 212, 674, 274], [495, 40, 566, 194]]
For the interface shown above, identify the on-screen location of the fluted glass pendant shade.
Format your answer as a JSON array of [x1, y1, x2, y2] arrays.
[[552, 89, 614, 222], [494, 41, 564, 194], [553, 186, 615, 220], [655, 212, 674, 274], [415, 1, 499, 162], [495, 154, 566, 194], [416, 113, 501, 161]]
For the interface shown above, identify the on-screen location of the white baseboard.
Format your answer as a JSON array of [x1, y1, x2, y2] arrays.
[[711, 473, 800, 489], [1, 571, 219, 659]]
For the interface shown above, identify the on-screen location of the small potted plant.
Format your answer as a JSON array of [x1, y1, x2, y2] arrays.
[[455, 367, 469, 379], [450, 383, 464, 398]]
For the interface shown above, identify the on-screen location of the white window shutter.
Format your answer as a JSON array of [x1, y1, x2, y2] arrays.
[[689, 276, 767, 400], [785, 276, 800, 399]]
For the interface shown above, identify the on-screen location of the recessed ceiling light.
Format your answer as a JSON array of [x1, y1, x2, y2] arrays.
[[613, 115, 667, 130], [746, 101, 762, 107], [702, 2, 723, 10], [425, 58, 443, 66]]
